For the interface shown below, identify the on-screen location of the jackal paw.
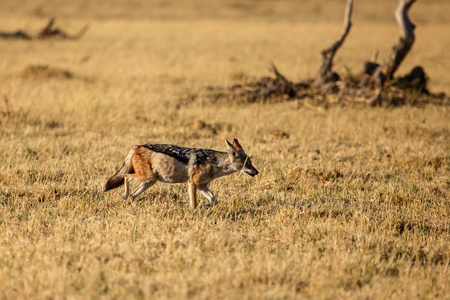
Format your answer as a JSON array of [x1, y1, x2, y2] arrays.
[[203, 201, 218, 208], [122, 194, 129, 200]]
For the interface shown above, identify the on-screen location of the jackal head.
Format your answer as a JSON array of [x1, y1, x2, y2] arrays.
[[225, 138, 259, 177]]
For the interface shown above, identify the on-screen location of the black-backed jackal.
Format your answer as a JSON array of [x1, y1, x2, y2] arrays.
[[104, 139, 258, 208]]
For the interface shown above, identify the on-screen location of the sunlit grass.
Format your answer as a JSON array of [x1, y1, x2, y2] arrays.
[[0, 0, 449, 299]]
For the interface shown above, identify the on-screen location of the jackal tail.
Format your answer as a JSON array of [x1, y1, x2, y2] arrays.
[[104, 146, 138, 192]]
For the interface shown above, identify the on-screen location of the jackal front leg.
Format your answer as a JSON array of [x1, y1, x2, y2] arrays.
[[130, 180, 156, 203], [188, 180, 198, 209], [198, 184, 218, 206]]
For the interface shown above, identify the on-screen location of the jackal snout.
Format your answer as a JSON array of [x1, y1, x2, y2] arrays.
[[241, 157, 258, 177], [244, 165, 259, 177]]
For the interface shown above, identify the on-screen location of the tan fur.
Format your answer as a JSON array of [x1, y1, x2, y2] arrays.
[[104, 139, 259, 208], [129, 147, 154, 181]]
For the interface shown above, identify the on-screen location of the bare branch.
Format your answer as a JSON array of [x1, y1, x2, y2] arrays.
[[270, 62, 289, 83], [317, 0, 353, 77], [382, 0, 416, 81], [74, 24, 90, 40], [396, 0, 415, 41]]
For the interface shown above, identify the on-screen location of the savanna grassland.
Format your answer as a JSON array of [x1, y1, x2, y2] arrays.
[[0, 0, 449, 299]]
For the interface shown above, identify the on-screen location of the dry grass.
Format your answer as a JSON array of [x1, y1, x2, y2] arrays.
[[0, 1, 449, 299]]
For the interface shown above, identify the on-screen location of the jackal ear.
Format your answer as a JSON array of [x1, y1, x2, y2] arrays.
[[225, 139, 237, 155], [232, 138, 243, 151]]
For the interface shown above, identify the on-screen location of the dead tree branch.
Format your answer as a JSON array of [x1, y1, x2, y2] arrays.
[[381, 0, 416, 81], [270, 62, 289, 83], [316, 0, 353, 80]]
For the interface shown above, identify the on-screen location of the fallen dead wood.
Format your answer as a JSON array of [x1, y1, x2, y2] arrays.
[[0, 18, 89, 40], [36, 18, 90, 40], [0, 30, 32, 40], [184, 0, 447, 107]]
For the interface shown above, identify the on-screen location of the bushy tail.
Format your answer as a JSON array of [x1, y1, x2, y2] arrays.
[[104, 146, 138, 192]]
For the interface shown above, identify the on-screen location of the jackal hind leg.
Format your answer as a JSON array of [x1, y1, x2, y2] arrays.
[[198, 184, 218, 207], [122, 175, 133, 200], [130, 179, 156, 203]]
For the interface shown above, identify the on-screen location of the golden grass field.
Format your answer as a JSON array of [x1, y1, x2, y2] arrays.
[[0, 0, 449, 299]]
